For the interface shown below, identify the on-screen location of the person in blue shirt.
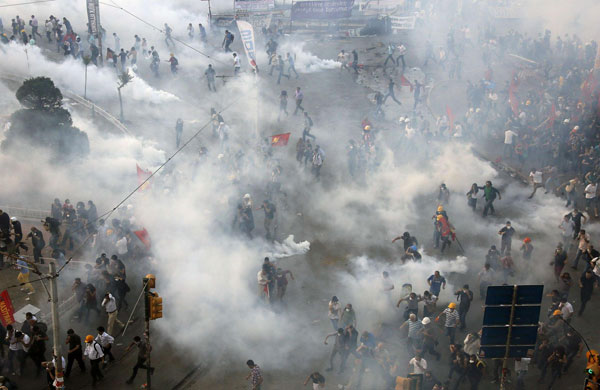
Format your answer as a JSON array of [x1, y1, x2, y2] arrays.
[[17, 257, 35, 295], [427, 271, 446, 297]]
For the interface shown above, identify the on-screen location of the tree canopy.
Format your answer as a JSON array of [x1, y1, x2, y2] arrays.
[[2, 77, 89, 160], [15, 76, 63, 111]]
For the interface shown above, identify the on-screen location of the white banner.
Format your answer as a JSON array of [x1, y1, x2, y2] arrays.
[[234, 0, 274, 12], [236, 20, 257, 70], [86, 0, 101, 36]]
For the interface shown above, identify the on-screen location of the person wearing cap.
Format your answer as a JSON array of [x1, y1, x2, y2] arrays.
[[520, 237, 534, 260], [498, 221, 515, 255], [83, 334, 104, 384], [436, 302, 459, 344], [392, 231, 419, 252]]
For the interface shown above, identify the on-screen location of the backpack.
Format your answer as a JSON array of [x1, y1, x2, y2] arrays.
[[229, 32, 234, 42]]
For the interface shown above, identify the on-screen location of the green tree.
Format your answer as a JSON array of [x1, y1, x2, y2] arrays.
[[2, 77, 89, 160]]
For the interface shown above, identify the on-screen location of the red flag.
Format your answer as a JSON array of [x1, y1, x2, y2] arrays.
[[271, 132, 291, 146], [446, 105, 454, 134], [0, 290, 15, 326], [400, 75, 414, 92], [134, 228, 151, 249], [508, 84, 519, 117], [582, 71, 596, 103], [547, 103, 556, 129], [136, 164, 152, 188]]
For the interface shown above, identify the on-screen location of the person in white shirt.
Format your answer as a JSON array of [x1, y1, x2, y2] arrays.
[[559, 215, 575, 253], [477, 263, 495, 299], [559, 298, 574, 322], [528, 168, 544, 199], [14, 331, 31, 375], [233, 52, 241, 77], [5, 325, 20, 375], [328, 296, 341, 331], [408, 353, 427, 374], [96, 326, 115, 366], [83, 334, 104, 384], [257, 268, 270, 303], [503, 129, 517, 159], [101, 293, 125, 335], [514, 356, 531, 389], [584, 182, 598, 217]]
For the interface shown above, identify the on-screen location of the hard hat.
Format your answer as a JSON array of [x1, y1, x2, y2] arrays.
[[523, 237, 532, 243], [437, 205, 444, 212], [364, 125, 371, 131], [552, 309, 562, 316], [85, 335, 94, 343], [243, 194, 251, 199], [422, 317, 431, 325], [448, 302, 457, 309], [526, 100, 531, 106], [436, 215, 443, 221], [10, 217, 17, 222], [399, 117, 405, 123]]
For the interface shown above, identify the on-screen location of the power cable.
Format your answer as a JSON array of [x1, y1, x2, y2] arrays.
[[0, 0, 56, 8]]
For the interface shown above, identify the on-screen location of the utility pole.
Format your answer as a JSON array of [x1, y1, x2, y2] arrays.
[[49, 262, 65, 389], [143, 275, 152, 390], [143, 274, 162, 390]]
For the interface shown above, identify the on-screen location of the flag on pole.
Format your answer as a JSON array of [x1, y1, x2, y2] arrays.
[[136, 164, 152, 190], [446, 105, 454, 134], [134, 228, 151, 249], [271, 132, 291, 146], [236, 20, 257, 70], [0, 290, 15, 326], [547, 103, 556, 129], [400, 75, 414, 92], [509, 84, 519, 116]]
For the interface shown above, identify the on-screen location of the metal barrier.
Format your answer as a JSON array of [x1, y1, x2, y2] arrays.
[[0, 206, 50, 221]]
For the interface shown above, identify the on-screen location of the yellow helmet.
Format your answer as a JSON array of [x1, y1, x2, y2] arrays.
[[364, 125, 371, 131], [448, 302, 457, 309], [552, 309, 562, 316], [85, 335, 94, 343], [437, 205, 444, 212]]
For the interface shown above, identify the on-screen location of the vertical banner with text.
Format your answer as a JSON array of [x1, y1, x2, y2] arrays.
[[0, 290, 15, 326], [236, 20, 257, 70]]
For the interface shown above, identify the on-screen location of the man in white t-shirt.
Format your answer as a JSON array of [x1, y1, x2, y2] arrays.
[[503, 129, 517, 159], [559, 298, 574, 322], [528, 168, 544, 198], [584, 182, 598, 217], [514, 356, 531, 389], [408, 353, 427, 374]]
